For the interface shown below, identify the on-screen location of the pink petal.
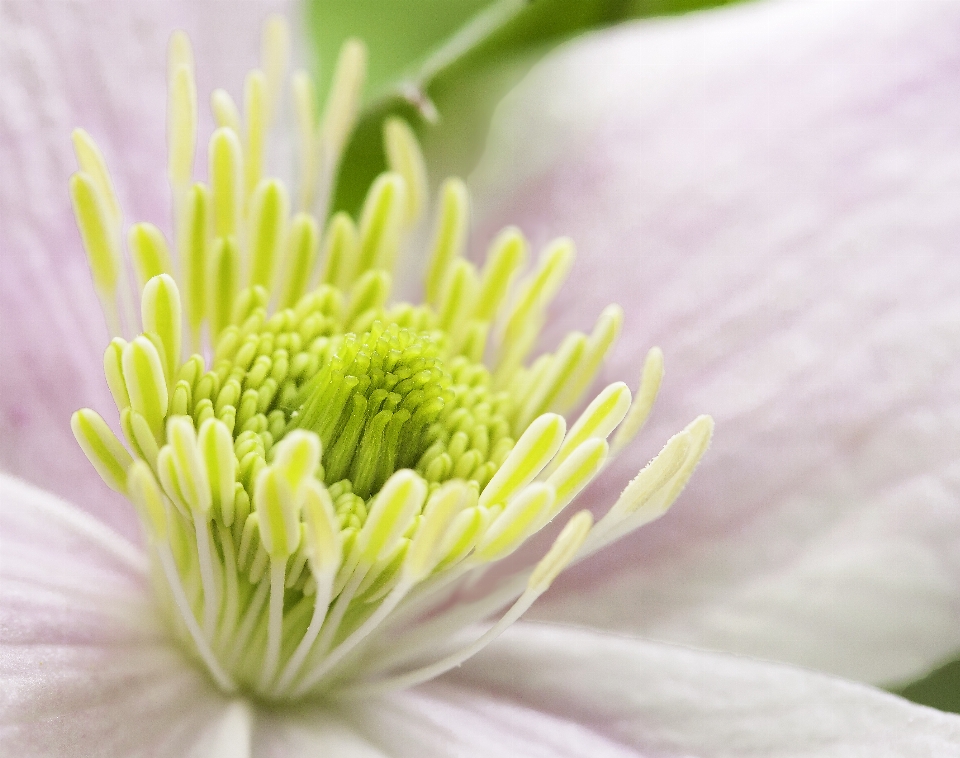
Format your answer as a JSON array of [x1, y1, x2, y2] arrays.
[[442, 622, 960, 756], [0, 475, 236, 756], [345, 683, 638, 757], [471, 0, 960, 684], [0, 0, 287, 539], [251, 621, 960, 756]]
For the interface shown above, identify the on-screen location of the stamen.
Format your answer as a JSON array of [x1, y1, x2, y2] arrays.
[[474, 226, 526, 321], [474, 483, 555, 562], [181, 183, 211, 350], [542, 436, 608, 519], [407, 480, 473, 579], [102, 339, 129, 412], [436, 259, 479, 338], [128, 462, 236, 692], [478, 413, 565, 510], [247, 179, 289, 291], [340, 511, 593, 699], [123, 408, 160, 469], [254, 467, 302, 562], [198, 418, 237, 526], [321, 40, 366, 172], [210, 237, 240, 338], [216, 521, 242, 651], [71, 409, 132, 494], [121, 336, 168, 438], [69, 19, 712, 704], [612, 346, 665, 454], [210, 127, 243, 239], [356, 470, 427, 568], [320, 212, 359, 290], [261, 557, 287, 691], [292, 70, 319, 211], [384, 117, 429, 224], [546, 381, 631, 476], [356, 173, 407, 278], [290, 480, 471, 697], [71, 129, 122, 232], [167, 30, 195, 81], [243, 70, 267, 198], [515, 330, 586, 430], [141, 274, 182, 382], [271, 480, 340, 695], [129, 223, 173, 291], [424, 178, 470, 307], [167, 34, 197, 194], [290, 572, 411, 697], [69, 171, 122, 335], [211, 88, 242, 134], [556, 304, 624, 411], [495, 238, 575, 381], [226, 578, 269, 671], [588, 414, 714, 553], [259, 15, 290, 128], [279, 213, 320, 309]]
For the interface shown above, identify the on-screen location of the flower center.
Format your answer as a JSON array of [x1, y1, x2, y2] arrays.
[[286, 320, 512, 499], [69, 16, 713, 702]]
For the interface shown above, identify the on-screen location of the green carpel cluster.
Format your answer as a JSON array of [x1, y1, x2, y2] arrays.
[[169, 279, 516, 524]]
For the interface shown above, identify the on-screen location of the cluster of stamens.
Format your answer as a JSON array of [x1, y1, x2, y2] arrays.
[[69, 16, 712, 700]]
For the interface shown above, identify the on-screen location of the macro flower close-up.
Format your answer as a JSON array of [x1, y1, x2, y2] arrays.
[[4, 0, 960, 755]]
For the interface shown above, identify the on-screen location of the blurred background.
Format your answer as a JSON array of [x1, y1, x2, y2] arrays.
[[306, 0, 741, 214]]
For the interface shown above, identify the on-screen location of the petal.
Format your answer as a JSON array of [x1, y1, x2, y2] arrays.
[[254, 708, 391, 757], [443, 622, 960, 757], [345, 687, 637, 757], [471, 0, 960, 684], [0, 1, 289, 538], [0, 475, 238, 756]]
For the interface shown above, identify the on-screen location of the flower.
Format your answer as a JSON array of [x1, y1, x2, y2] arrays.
[[470, 0, 960, 690], [2, 1, 960, 754]]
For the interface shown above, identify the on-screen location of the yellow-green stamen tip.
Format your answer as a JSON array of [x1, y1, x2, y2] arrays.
[[69, 16, 713, 701]]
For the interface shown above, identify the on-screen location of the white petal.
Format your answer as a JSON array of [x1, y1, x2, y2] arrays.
[[0, 0, 290, 539], [442, 622, 960, 757], [471, 0, 960, 684], [0, 475, 238, 757], [254, 709, 390, 757]]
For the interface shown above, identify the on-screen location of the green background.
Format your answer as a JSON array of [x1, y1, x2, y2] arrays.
[[304, 0, 741, 214]]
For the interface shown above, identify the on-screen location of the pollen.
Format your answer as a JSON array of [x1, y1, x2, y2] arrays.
[[69, 16, 713, 700]]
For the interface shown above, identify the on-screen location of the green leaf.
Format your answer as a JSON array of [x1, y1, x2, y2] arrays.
[[894, 657, 960, 714], [305, 0, 493, 104], [304, 0, 747, 215]]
